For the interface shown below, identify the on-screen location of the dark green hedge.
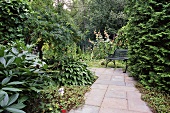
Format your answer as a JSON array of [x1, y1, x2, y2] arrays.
[[122, 0, 170, 93], [0, 0, 30, 43]]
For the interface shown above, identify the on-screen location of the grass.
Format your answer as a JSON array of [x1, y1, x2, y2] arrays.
[[85, 59, 126, 68], [136, 83, 170, 113]]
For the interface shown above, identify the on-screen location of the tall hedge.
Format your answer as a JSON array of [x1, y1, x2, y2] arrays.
[[0, 0, 30, 43], [123, 0, 170, 93]]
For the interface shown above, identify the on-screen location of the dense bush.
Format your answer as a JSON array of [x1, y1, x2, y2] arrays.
[[0, 41, 52, 113], [122, 0, 170, 93], [0, 0, 30, 43], [52, 56, 97, 86]]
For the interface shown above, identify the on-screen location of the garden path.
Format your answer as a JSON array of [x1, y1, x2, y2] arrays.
[[69, 68, 152, 113]]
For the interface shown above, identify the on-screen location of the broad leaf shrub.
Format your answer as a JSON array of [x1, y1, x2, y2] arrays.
[[53, 56, 97, 86], [0, 41, 52, 112], [0, 0, 30, 43], [0, 77, 27, 113], [122, 0, 170, 93]]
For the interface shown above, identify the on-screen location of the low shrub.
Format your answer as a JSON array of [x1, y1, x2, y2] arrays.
[[24, 85, 91, 113], [52, 56, 97, 86], [0, 41, 53, 112], [136, 83, 170, 113]]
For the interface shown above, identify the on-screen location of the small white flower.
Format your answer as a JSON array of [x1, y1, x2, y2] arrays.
[[58, 88, 64, 96]]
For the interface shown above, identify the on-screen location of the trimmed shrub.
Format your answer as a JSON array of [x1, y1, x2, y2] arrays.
[[122, 0, 170, 93]]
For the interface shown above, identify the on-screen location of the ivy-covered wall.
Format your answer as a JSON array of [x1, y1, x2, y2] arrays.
[[123, 0, 170, 93]]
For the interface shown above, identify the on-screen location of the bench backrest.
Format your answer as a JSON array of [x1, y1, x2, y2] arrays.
[[113, 49, 128, 58]]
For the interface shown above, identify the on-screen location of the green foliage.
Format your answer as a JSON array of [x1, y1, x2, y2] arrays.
[[91, 37, 115, 59], [122, 0, 170, 93], [0, 41, 53, 112], [0, 0, 30, 43], [0, 77, 27, 113], [136, 83, 170, 113], [25, 0, 81, 59], [24, 85, 90, 113], [114, 26, 129, 49], [86, 0, 127, 37], [53, 57, 97, 86]]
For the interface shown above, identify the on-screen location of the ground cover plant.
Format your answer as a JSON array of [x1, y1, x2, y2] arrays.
[[136, 83, 170, 113], [25, 85, 90, 113]]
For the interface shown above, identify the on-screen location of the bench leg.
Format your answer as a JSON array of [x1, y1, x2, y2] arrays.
[[105, 59, 111, 67], [106, 60, 108, 67], [123, 60, 128, 73]]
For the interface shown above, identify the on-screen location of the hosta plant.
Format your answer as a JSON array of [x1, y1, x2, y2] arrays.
[[52, 56, 97, 86], [0, 77, 27, 113]]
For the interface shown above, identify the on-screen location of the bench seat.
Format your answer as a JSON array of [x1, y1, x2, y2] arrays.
[[105, 49, 128, 73]]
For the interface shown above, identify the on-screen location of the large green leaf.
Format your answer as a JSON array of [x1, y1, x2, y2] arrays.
[[7, 93, 19, 106], [12, 47, 19, 55], [7, 82, 25, 85], [18, 96, 28, 103], [0, 94, 5, 102], [0, 93, 9, 107], [2, 77, 11, 85], [0, 90, 6, 95], [6, 108, 26, 113], [6, 57, 15, 67], [0, 47, 5, 57], [2, 88, 22, 92], [0, 57, 6, 66], [9, 103, 26, 109]]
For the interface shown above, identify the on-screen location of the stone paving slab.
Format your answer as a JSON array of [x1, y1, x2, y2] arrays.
[[91, 84, 108, 90], [99, 108, 148, 113], [101, 97, 128, 109], [69, 105, 100, 113], [108, 85, 138, 92], [97, 75, 112, 80], [105, 90, 127, 99], [69, 68, 152, 113], [127, 91, 152, 113], [87, 89, 106, 97], [85, 96, 103, 106], [94, 80, 126, 86]]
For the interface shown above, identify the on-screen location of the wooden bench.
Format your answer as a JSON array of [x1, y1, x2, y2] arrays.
[[105, 49, 128, 73]]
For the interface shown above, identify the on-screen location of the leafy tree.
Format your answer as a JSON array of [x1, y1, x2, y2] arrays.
[[86, 0, 127, 39], [0, 0, 30, 44], [25, 0, 81, 59]]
